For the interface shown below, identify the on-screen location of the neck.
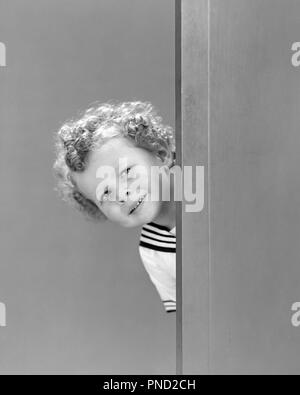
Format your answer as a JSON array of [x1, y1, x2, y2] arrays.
[[154, 200, 176, 231]]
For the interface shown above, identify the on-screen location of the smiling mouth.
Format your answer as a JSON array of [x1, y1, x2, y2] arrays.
[[129, 195, 146, 215]]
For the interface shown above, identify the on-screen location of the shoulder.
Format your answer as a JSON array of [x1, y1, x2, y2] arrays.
[[138, 222, 176, 313], [139, 222, 176, 254]]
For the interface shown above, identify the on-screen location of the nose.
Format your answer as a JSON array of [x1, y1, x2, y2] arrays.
[[117, 187, 130, 204]]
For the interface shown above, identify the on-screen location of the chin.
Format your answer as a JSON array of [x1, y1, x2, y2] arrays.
[[140, 201, 162, 223]]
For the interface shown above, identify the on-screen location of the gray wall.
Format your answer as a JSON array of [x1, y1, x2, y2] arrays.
[[181, 0, 300, 374], [0, 0, 175, 374], [210, 0, 300, 374]]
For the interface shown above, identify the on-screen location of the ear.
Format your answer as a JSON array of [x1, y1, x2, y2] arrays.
[[157, 148, 174, 168]]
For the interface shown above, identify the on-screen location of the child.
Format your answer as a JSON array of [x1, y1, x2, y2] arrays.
[[53, 101, 176, 313]]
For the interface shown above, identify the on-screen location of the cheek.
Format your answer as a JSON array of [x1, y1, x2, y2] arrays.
[[102, 204, 123, 220], [136, 167, 150, 183], [148, 172, 163, 196], [149, 198, 162, 210], [128, 173, 150, 196]]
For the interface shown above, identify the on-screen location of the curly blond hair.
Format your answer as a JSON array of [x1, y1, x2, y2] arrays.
[[53, 101, 175, 222]]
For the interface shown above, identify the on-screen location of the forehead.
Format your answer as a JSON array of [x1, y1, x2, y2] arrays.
[[91, 136, 138, 165]]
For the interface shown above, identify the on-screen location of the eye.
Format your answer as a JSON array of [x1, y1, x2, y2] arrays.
[[102, 188, 111, 202], [121, 167, 133, 177]]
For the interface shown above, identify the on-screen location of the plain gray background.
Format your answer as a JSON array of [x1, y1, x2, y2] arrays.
[[0, 0, 176, 374]]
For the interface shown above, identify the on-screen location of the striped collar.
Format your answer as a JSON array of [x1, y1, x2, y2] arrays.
[[169, 226, 176, 236], [139, 222, 176, 253]]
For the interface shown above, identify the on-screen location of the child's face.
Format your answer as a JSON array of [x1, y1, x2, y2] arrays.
[[71, 134, 170, 228]]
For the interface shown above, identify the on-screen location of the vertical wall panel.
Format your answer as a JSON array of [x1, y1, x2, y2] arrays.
[[180, 0, 300, 374], [210, 0, 300, 374], [181, 0, 210, 374]]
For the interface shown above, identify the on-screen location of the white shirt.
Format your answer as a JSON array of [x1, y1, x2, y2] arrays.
[[138, 222, 176, 313]]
